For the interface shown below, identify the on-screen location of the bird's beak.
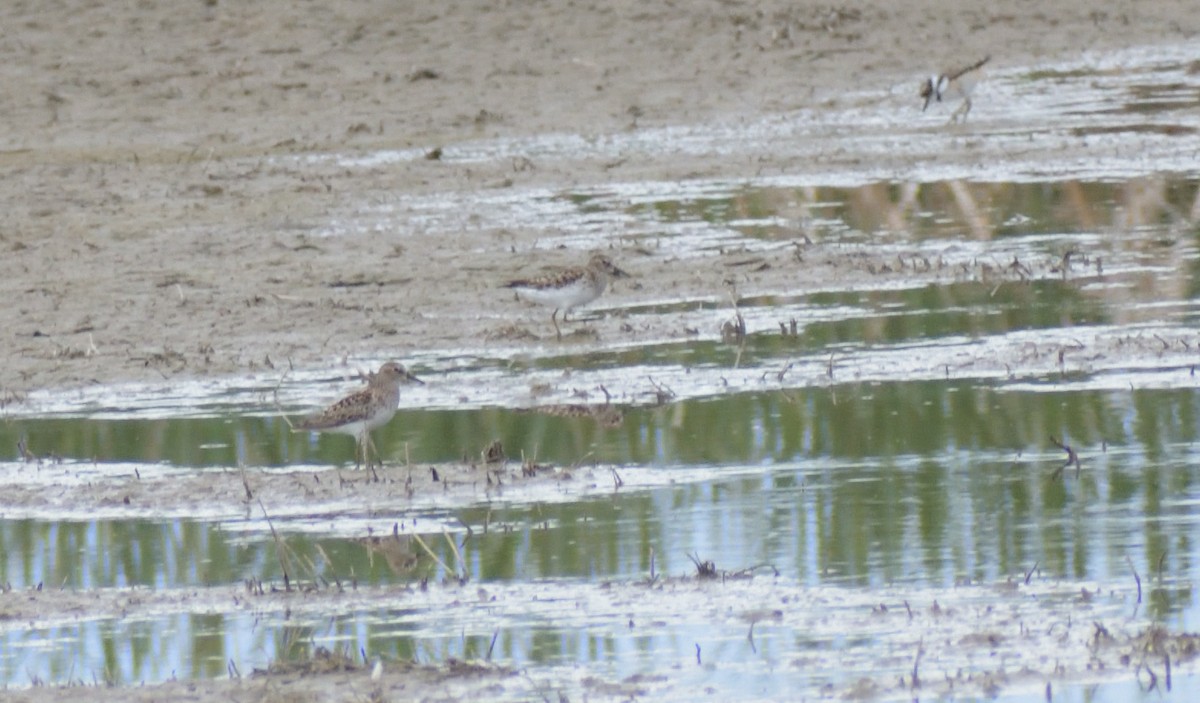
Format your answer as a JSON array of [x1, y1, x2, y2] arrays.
[[611, 265, 630, 279], [407, 371, 424, 385]]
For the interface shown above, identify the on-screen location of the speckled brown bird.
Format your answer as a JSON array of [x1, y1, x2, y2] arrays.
[[294, 361, 422, 469], [504, 253, 628, 339]]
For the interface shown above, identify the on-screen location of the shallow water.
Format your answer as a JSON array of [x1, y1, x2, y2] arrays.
[[4, 47, 1200, 700]]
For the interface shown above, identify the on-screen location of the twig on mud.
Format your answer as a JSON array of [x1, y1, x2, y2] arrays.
[[726, 562, 780, 578], [1049, 436, 1081, 480], [646, 376, 676, 405], [520, 445, 552, 478], [775, 361, 794, 383], [688, 552, 718, 579], [722, 287, 748, 369], [1090, 622, 1112, 650], [1054, 248, 1079, 282], [721, 287, 747, 344], [16, 435, 37, 463], [239, 464, 253, 502]]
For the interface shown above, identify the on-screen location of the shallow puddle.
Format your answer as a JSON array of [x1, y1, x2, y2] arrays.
[[5, 47, 1200, 701], [3, 382, 1200, 696]]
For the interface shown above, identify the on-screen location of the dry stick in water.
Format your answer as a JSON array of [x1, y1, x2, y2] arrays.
[[911, 641, 922, 690], [1126, 555, 1142, 603], [1049, 436, 1081, 479], [296, 550, 325, 587], [271, 368, 295, 431], [444, 531, 466, 582], [313, 542, 344, 592], [411, 532, 454, 576], [258, 499, 292, 591], [569, 450, 595, 472]]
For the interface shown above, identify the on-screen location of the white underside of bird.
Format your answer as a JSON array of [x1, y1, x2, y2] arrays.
[[510, 278, 604, 316]]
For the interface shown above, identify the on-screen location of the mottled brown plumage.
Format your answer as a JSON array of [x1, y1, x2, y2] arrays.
[[504, 253, 628, 339], [531, 403, 625, 428], [295, 361, 422, 468]]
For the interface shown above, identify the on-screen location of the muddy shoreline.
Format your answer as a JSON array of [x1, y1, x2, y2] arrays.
[[2, 0, 1198, 396]]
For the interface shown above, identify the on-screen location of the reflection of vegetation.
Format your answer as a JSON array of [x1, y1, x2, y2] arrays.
[[2, 382, 1197, 686], [4, 385, 1196, 594], [625, 177, 1200, 242]]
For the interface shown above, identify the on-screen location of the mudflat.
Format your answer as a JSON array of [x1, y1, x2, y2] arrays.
[[1, 0, 1194, 394]]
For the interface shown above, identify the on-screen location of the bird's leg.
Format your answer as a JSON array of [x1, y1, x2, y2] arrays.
[[367, 434, 381, 481], [552, 309, 562, 340], [366, 432, 382, 470], [949, 98, 971, 124]]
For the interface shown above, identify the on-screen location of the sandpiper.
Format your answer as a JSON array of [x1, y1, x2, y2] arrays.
[[504, 252, 628, 339], [920, 55, 990, 122], [294, 361, 422, 469]]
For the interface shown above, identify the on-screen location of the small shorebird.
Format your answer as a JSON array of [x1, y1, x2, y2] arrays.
[[920, 55, 990, 122], [504, 252, 628, 339], [525, 402, 624, 428], [294, 361, 422, 469]]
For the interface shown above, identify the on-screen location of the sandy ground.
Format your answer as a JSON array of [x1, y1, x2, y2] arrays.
[[2, 0, 1199, 699], [2, 0, 1197, 398]]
